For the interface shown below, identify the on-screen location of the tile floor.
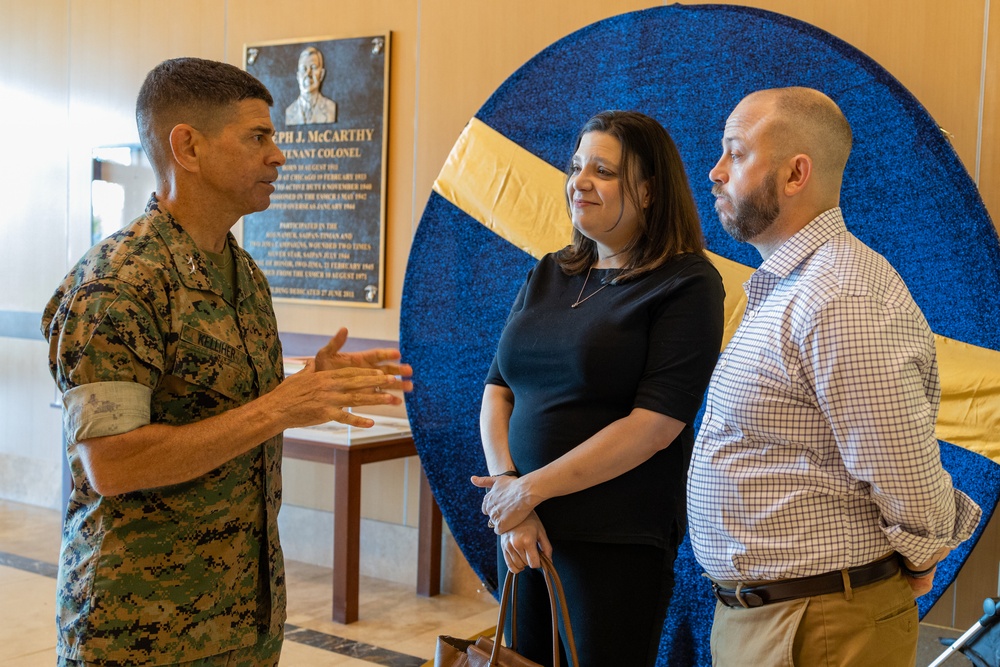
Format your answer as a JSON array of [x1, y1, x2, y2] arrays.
[[0, 499, 498, 667], [0, 499, 981, 666]]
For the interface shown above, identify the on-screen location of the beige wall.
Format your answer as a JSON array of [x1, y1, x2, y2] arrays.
[[2, 0, 997, 608]]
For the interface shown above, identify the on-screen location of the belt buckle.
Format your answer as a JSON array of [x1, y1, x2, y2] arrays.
[[712, 581, 763, 608], [711, 581, 730, 607]]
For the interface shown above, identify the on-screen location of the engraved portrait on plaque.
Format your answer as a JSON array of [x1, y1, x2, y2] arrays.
[[285, 46, 338, 125]]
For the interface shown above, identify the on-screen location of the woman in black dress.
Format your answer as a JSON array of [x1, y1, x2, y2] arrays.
[[473, 110, 725, 666]]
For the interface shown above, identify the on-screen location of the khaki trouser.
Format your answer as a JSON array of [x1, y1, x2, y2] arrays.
[[711, 571, 918, 667]]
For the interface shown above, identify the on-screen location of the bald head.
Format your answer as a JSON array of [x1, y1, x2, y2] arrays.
[[711, 88, 853, 257], [741, 87, 852, 186]]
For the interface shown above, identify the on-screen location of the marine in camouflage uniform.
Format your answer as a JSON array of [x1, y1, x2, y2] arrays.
[[41, 196, 285, 665], [43, 56, 410, 667]]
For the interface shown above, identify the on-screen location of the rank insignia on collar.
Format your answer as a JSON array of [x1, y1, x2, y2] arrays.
[[186, 255, 198, 275]]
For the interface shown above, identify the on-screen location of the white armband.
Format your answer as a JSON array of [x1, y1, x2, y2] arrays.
[[63, 382, 152, 443]]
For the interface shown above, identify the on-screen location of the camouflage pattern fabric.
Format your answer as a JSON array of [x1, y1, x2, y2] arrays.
[[41, 196, 285, 665], [57, 623, 282, 667]]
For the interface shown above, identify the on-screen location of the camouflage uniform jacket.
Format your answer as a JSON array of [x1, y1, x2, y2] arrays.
[[40, 197, 285, 665]]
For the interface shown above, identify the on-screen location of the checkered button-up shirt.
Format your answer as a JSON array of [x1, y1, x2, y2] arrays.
[[688, 208, 980, 581]]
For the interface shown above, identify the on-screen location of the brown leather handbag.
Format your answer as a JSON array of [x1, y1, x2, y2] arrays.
[[434, 553, 579, 666]]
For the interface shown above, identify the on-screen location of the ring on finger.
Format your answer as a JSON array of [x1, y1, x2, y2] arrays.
[[487, 520, 495, 529], [374, 386, 382, 393]]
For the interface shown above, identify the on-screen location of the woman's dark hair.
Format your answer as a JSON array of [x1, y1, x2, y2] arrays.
[[558, 110, 704, 282]]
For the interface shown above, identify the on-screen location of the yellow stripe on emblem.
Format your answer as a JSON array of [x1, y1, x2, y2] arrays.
[[432, 117, 1000, 461], [937, 335, 1000, 460], [433, 118, 572, 258]]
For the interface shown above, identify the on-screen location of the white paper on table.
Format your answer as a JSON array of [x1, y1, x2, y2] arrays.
[[284, 414, 412, 445]]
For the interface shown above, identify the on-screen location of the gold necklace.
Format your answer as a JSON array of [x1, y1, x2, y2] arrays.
[[571, 266, 614, 308]]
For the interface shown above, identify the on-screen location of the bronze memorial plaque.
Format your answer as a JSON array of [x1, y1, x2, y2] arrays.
[[243, 34, 390, 307]]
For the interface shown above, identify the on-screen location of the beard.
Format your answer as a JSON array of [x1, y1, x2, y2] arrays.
[[713, 169, 780, 243]]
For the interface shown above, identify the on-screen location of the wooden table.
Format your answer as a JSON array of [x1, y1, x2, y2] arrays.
[[283, 427, 442, 624]]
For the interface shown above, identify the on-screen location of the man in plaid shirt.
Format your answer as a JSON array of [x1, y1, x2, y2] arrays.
[[688, 87, 980, 667]]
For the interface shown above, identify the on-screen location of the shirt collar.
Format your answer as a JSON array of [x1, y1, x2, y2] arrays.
[[758, 207, 847, 279], [144, 194, 239, 296]]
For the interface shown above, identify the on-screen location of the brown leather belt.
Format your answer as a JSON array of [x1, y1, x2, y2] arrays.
[[711, 554, 900, 608]]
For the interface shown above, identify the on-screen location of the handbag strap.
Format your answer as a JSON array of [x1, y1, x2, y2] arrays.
[[540, 554, 579, 666], [492, 569, 517, 664], [490, 553, 579, 667]]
